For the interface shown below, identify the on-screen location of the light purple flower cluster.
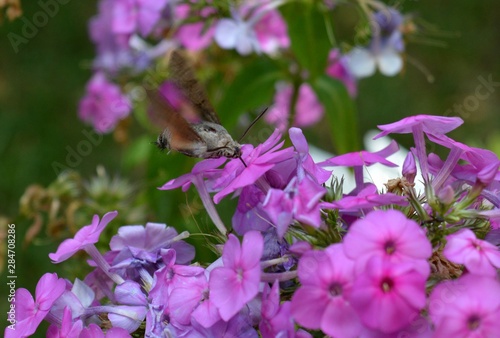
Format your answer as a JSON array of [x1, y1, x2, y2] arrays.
[[8, 115, 500, 337]]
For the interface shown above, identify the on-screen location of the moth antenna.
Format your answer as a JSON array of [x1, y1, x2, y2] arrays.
[[238, 156, 247, 168], [238, 107, 269, 143]]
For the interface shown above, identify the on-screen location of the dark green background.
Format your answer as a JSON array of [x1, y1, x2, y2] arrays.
[[1, 0, 500, 335]]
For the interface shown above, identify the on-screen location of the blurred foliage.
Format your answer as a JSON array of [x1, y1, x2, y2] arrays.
[[1, 1, 500, 336]]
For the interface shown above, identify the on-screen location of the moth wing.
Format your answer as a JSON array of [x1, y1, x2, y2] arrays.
[[146, 89, 206, 153], [168, 50, 221, 124]]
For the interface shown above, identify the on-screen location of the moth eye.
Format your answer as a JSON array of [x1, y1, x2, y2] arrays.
[[202, 126, 217, 133]]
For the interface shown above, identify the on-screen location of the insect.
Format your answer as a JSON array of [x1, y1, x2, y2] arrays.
[[147, 50, 242, 159]]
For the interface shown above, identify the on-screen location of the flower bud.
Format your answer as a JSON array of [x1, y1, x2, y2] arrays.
[[402, 151, 417, 184]]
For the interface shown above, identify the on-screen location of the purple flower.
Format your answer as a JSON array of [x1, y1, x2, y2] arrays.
[[89, 0, 164, 74], [160, 157, 229, 234], [346, 8, 404, 78], [214, 2, 288, 55], [291, 244, 362, 338], [187, 312, 259, 337], [443, 228, 500, 277], [109, 281, 148, 332], [5, 273, 66, 338], [260, 281, 295, 338], [343, 209, 431, 275], [49, 278, 98, 326], [109, 222, 194, 280], [319, 140, 399, 168], [78, 73, 131, 134], [289, 127, 332, 184], [374, 115, 463, 140], [175, 4, 215, 51], [232, 185, 272, 235], [79, 323, 130, 338], [374, 114, 463, 182], [264, 175, 326, 237], [254, 7, 289, 54], [322, 184, 408, 212], [319, 140, 399, 193], [326, 49, 357, 97], [112, 0, 169, 37], [429, 274, 500, 337], [350, 256, 428, 333], [46, 307, 83, 338], [50, 211, 118, 263], [210, 231, 263, 321], [168, 271, 222, 328], [402, 151, 417, 184], [212, 129, 294, 203], [265, 83, 324, 132], [215, 14, 260, 55]]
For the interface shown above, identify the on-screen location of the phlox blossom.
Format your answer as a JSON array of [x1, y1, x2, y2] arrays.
[[443, 228, 500, 277]]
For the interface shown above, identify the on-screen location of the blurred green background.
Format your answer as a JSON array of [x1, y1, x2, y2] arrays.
[[1, 0, 500, 335]]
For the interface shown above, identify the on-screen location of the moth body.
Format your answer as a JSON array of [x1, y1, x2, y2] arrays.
[[156, 122, 241, 159]]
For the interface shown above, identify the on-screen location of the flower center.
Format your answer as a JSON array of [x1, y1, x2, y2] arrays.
[[384, 240, 396, 255], [381, 277, 394, 293], [467, 315, 481, 331], [236, 268, 244, 282], [329, 283, 343, 297]]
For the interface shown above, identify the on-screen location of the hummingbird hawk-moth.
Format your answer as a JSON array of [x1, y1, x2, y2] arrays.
[[147, 50, 242, 159]]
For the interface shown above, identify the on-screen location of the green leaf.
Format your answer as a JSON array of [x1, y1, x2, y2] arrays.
[[311, 75, 360, 153], [280, 2, 332, 79], [216, 58, 283, 130]]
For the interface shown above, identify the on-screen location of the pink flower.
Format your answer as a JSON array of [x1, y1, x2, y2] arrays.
[[264, 174, 326, 237], [212, 129, 294, 203], [210, 231, 263, 321], [78, 73, 131, 133], [214, 3, 288, 55], [79, 323, 130, 338], [112, 0, 169, 37], [321, 184, 408, 212], [374, 115, 463, 140], [343, 210, 431, 275], [349, 257, 428, 333], [326, 49, 357, 97], [429, 274, 500, 337], [175, 4, 215, 51], [319, 140, 399, 168], [254, 8, 289, 54], [46, 307, 83, 338], [260, 281, 295, 338], [5, 273, 66, 338], [291, 244, 363, 338], [443, 228, 500, 276], [265, 83, 324, 132], [289, 127, 332, 184], [49, 211, 118, 263]]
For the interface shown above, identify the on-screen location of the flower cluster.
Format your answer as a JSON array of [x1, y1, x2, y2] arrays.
[[78, 1, 415, 134], [7, 114, 500, 337]]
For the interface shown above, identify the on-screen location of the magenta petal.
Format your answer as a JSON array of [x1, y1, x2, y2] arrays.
[[321, 298, 362, 338], [192, 298, 221, 328], [374, 115, 464, 139], [291, 286, 329, 329], [221, 234, 241, 268], [240, 231, 264, 268], [209, 268, 242, 321]]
